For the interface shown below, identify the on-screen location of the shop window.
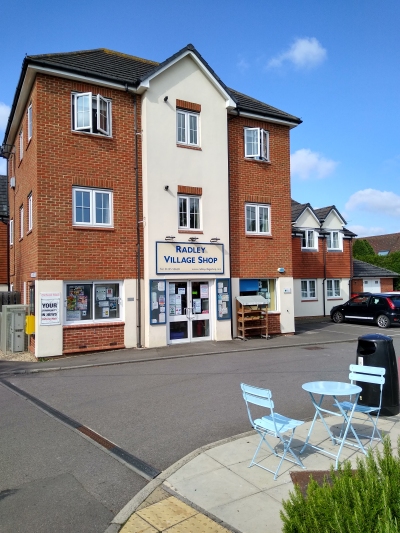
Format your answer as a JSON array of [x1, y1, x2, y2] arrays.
[[327, 279, 341, 298], [177, 110, 199, 146], [239, 278, 276, 311], [301, 279, 316, 299], [72, 92, 112, 136], [73, 187, 113, 227], [65, 282, 121, 323], [178, 195, 200, 230], [244, 127, 269, 161]]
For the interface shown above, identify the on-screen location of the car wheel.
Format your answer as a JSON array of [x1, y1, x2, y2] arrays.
[[332, 311, 344, 324], [377, 315, 390, 328]]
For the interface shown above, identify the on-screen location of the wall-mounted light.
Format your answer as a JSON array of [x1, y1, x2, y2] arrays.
[[164, 96, 168, 102], [164, 185, 169, 191], [277, 267, 285, 273], [188, 237, 199, 242], [165, 235, 175, 241], [210, 237, 220, 242]]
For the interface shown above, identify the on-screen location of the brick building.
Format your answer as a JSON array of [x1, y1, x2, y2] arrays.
[[291, 200, 356, 317], [1, 44, 301, 358], [0, 175, 8, 290]]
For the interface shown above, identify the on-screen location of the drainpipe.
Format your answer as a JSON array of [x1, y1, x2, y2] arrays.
[[321, 227, 327, 317], [349, 235, 354, 297], [125, 84, 142, 349]]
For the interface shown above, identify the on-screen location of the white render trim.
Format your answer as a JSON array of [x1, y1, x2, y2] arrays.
[[137, 50, 236, 109], [229, 110, 300, 128]]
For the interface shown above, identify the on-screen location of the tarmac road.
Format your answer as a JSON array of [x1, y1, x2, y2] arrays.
[[1, 319, 400, 532]]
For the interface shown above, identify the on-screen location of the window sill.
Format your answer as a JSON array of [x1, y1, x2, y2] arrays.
[[27, 230, 32, 236], [27, 138, 32, 149], [327, 249, 343, 253], [244, 158, 270, 164], [301, 299, 318, 302], [178, 229, 203, 234], [327, 298, 343, 301], [73, 226, 115, 231], [176, 144, 202, 151], [245, 234, 272, 239], [301, 248, 318, 252], [64, 321, 124, 329], [71, 131, 113, 140]]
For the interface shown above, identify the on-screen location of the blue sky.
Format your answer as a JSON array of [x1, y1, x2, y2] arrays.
[[1, 0, 399, 237]]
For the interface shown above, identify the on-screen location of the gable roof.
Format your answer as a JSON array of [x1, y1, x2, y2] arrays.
[[0, 175, 8, 220], [313, 205, 346, 225], [3, 44, 301, 147], [291, 200, 314, 223], [291, 199, 356, 237], [353, 259, 399, 279], [356, 233, 400, 255]]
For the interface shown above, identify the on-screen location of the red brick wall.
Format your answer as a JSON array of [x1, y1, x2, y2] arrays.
[[228, 116, 293, 279], [63, 322, 125, 354], [0, 222, 7, 285], [292, 236, 352, 279]]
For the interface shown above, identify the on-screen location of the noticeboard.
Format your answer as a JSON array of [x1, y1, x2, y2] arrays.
[[216, 279, 231, 320], [150, 280, 166, 324]]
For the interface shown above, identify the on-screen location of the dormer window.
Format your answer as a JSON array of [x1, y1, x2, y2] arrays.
[[72, 93, 112, 136], [244, 128, 269, 161], [301, 230, 317, 250], [327, 231, 342, 251]]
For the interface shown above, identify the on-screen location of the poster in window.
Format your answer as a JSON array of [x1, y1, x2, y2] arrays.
[[102, 307, 110, 318], [77, 295, 88, 310], [200, 284, 209, 298], [96, 287, 107, 301], [106, 288, 113, 298]]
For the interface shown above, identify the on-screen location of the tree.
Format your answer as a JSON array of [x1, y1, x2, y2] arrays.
[[353, 239, 375, 259]]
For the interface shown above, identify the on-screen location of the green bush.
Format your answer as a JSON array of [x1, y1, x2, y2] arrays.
[[281, 438, 400, 533]]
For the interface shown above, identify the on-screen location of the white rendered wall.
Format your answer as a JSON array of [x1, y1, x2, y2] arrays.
[[124, 278, 137, 348], [294, 278, 350, 317], [141, 55, 231, 348]]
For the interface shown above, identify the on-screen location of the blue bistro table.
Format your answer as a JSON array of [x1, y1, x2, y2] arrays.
[[301, 381, 366, 469]]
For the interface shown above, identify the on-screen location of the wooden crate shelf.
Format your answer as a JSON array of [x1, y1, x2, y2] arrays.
[[236, 295, 268, 340]]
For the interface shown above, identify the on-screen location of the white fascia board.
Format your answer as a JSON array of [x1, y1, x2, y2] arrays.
[[137, 50, 237, 110], [229, 110, 299, 129], [6, 64, 131, 145]]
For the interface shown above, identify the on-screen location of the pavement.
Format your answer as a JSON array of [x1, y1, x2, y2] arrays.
[[2, 318, 400, 533]]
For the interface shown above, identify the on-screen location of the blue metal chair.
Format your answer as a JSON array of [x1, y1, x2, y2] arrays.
[[241, 383, 305, 480], [337, 364, 386, 445]]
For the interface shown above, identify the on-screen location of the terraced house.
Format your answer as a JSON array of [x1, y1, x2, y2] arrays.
[[1, 44, 302, 358]]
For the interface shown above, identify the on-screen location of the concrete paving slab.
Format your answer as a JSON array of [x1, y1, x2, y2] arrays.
[[167, 514, 231, 533], [136, 497, 196, 530], [204, 434, 259, 466], [121, 514, 158, 533], [166, 468, 259, 509], [166, 453, 224, 484]]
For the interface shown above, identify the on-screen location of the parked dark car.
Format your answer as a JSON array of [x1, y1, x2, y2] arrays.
[[330, 293, 400, 328]]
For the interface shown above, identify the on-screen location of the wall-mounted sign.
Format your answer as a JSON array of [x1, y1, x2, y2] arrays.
[[156, 242, 224, 274], [40, 292, 61, 326]]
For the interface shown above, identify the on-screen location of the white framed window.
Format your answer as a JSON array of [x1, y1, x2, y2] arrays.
[[19, 129, 23, 160], [327, 231, 342, 250], [178, 195, 200, 229], [9, 219, 14, 245], [177, 110, 199, 146], [28, 193, 33, 231], [73, 187, 113, 227], [245, 203, 270, 235], [301, 230, 318, 250], [301, 279, 317, 299], [19, 205, 24, 239], [327, 279, 341, 298], [65, 282, 122, 323], [72, 93, 112, 136], [244, 127, 269, 161], [27, 104, 33, 140]]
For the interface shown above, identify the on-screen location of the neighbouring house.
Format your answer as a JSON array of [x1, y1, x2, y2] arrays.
[[291, 200, 356, 318], [1, 44, 302, 358], [356, 233, 400, 256], [352, 259, 399, 295], [0, 175, 8, 291]]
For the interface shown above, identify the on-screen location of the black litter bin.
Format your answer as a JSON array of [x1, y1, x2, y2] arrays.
[[356, 334, 400, 416]]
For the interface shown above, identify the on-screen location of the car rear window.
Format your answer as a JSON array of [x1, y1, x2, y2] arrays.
[[387, 296, 400, 307]]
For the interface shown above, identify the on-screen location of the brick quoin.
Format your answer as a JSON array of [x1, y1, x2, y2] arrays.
[[8, 74, 143, 354]]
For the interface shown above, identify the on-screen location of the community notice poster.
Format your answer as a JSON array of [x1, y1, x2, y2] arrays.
[[40, 292, 61, 326]]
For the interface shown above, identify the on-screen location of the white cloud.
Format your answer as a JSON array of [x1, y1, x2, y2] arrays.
[[268, 37, 327, 70], [345, 189, 400, 216], [346, 225, 386, 238], [237, 56, 250, 74], [0, 102, 11, 131], [290, 148, 338, 179]]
